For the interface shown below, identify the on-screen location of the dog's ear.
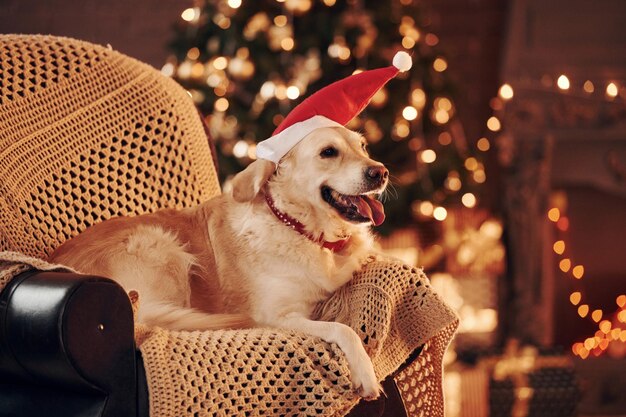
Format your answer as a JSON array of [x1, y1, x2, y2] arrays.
[[231, 159, 276, 202]]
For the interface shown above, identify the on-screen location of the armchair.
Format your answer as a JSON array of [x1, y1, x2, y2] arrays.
[[0, 34, 457, 416]]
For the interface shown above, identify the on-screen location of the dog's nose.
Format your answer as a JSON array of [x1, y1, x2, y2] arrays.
[[365, 165, 389, 184]]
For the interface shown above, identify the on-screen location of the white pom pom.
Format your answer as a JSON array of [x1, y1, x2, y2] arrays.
[[392, 51, 412, 72]]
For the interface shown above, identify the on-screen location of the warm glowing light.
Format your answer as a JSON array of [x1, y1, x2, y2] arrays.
[[419, 201, 434, 216], [569, 292, 581, 305], [227, 0, 242, 8], [547, 207, 560, 222], [189, 62, 203, 78], [473, 170, 486, 183], [181, 7, 200, 22], [599, 320, 612, 334], [499, 83, 514, 100], [286, 85, 300, 100], [611, 328, 621, 340], [425, 33, 439, 46], [260, 81, 275, 99], [433, 109, 450, 124], [420, 149, 437, 163], [161, 62, 175, 77], [214, 97, 229, 112], [412, 88, 426, 109], [477, 137, 490, 151], [619, 310, 626, 323], [617, 294, 626, 308], [572, 265, 585, 279], [435, 97, 453, 111], [433, 206, 448, 221], [553, 240, 565, 255], [464, 157, 478, 171], [486, 116, 501, 132], [559, 258, 571, 273], [446, 176, 462, 191], [323, 0, 336, 5], [591, 309, 603, 323], [394, 121, 410, 138], [338, 46, 350, 60], [606, 82, 619, 98], [274, 84, 287, 100], [232, 140, 248, 158], [578, 347, 589, 359], [557, 217, 570, 231], [438, 132, 452, 145], [557, 75, 570, 90], [187, 47, 200, 60], [274, 15, 288, 27], [402, 37, 416, 49], [462, 193, 477, 208], [402, 106, 419, 121], [599, 338, 609, 350], [213, 56, 228, 70], [214, 85, 228, 98], [578, 304, 589, 318], [584, 337, 595, 350], [281, 37, 295, 51], [583, 80, 595, 93], [433, 57, 448, 72]]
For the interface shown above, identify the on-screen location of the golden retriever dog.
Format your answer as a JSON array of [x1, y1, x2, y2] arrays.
[[50, 126, 389, 398]]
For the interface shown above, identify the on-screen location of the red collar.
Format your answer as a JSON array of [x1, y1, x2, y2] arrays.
[[264, 190, 350, 253]]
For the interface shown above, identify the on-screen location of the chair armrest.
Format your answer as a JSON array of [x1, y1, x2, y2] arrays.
[[0, 270, 137, 417]]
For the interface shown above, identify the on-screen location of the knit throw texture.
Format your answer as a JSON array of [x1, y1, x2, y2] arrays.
[[0, 35, 458, 416]]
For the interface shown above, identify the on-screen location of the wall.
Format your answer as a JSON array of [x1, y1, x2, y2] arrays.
[[0, 0, 186, 68]]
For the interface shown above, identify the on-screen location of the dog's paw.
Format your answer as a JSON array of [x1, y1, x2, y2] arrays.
[[349, 360, 383, 400]]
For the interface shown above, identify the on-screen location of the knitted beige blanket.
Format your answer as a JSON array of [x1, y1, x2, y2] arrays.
[[0, 34, 457, 417], [0, 250, 457, 417]]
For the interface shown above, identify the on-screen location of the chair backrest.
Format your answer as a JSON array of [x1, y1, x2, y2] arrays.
[[0, 35, 221, 258]]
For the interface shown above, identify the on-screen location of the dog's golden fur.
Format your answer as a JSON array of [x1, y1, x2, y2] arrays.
[[50, 126, 388, 398]]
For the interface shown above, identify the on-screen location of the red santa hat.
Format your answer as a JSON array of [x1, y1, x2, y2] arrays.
[[256, 51, 412, 164]]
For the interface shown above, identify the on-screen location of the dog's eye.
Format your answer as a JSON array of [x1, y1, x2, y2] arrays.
[[361, 142, 368, 153], [320, 147, 338, 158]]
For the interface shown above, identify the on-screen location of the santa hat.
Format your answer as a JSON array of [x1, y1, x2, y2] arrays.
[[256, 51, 412, 164]]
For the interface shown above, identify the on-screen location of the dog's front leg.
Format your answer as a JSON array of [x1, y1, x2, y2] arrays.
[[274, 313, 382, 400]]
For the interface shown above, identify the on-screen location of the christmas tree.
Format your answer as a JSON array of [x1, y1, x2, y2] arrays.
[[164, 0, 487, 235]]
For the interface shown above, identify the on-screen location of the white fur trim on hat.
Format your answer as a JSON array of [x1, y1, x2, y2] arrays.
[[392, 51, 412, 72], [256, 115, 344, 164]]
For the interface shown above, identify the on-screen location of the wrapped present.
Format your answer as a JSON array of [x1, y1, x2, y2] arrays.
[[479, 340, 580, 417]]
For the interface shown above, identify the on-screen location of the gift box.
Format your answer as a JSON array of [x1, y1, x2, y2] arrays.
[[481, 341, 580, 417]]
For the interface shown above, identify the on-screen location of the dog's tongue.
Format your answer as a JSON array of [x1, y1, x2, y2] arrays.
[[351, 195, 385, 226]]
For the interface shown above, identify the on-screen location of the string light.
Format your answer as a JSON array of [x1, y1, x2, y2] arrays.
[[433, 206, 448, 221], [486, 116, 501, 132], [606, 82, 619, 98], [548, 200, 626, 359], [214, 97, 229, 112], [402, 106, 419, 121], [461, 193, 477, 208], [583, 80, 595, 93], [433, 57, 448, 72], [181, 7, 200, 23], [569, 292, 581, 305], [286, 85, 300, 100], [477, 137, 490, 151], [213, 56, 228, 70], [498, 83, 514, 100], [420, 149, 437, 163], [553, 240, 565, 254], [557, 75, 570, 90], [572, 265, 584, 279]]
